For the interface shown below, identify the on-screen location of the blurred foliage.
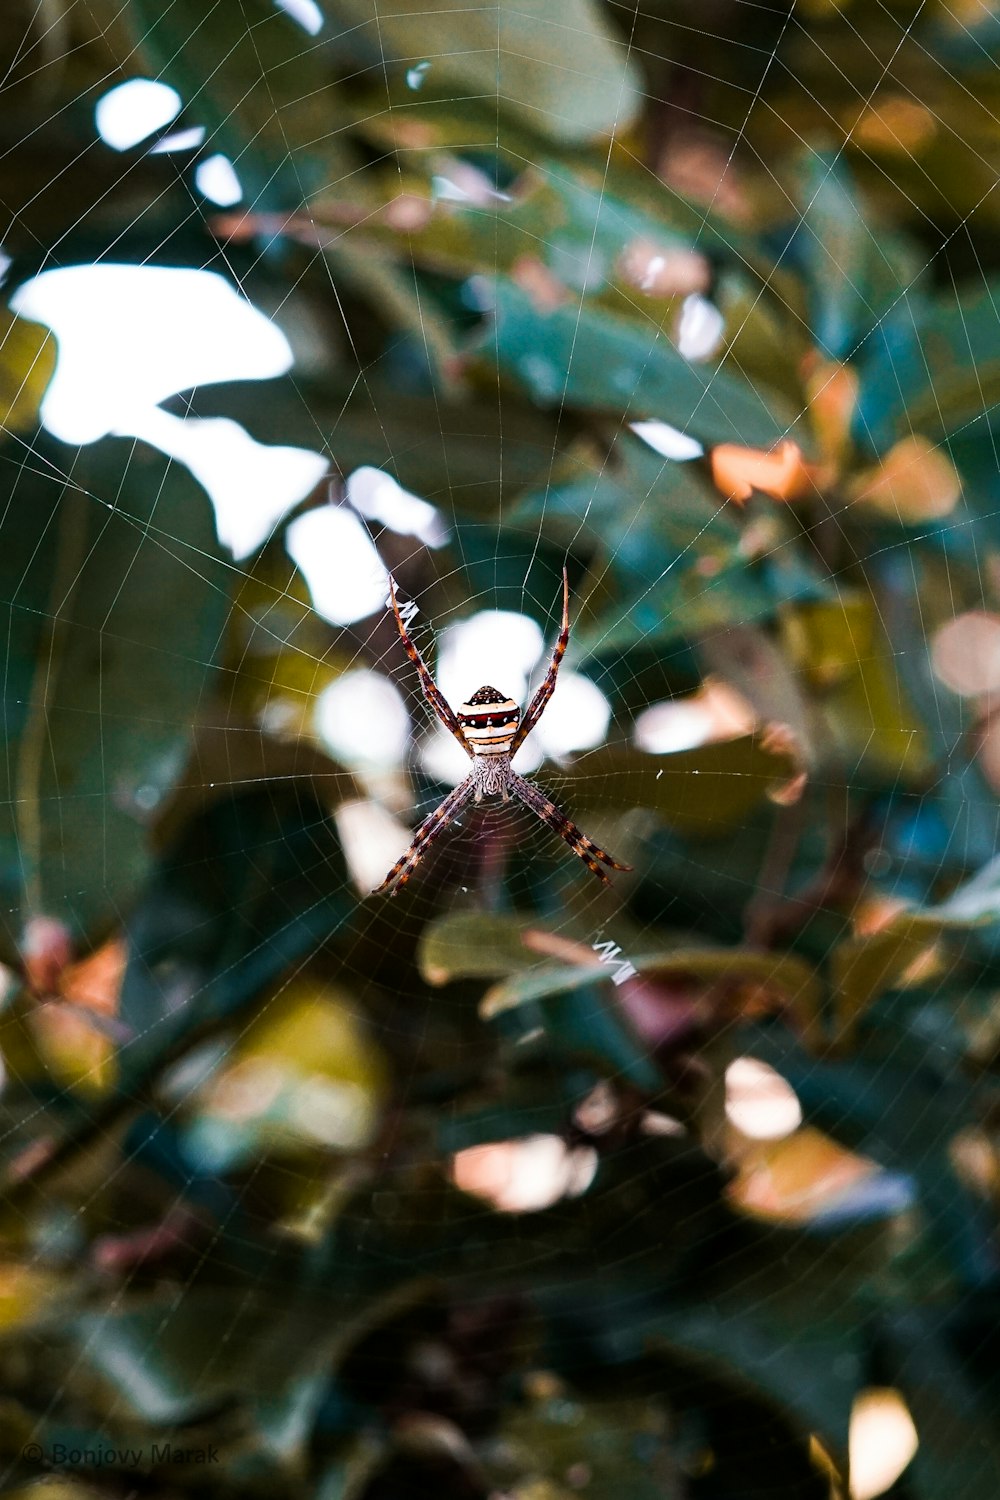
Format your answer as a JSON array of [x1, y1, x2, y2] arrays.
[[2, 0, 1000, 1497]]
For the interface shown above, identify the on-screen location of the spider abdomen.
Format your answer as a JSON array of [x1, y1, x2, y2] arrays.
[[459, 685, 520, 757]]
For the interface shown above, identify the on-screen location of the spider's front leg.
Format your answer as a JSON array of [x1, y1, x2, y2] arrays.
[[386, 576, 472, 760], [510, 568, 569, 756]]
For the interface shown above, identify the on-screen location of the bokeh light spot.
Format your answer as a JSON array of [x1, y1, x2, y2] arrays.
[[316, 670, 410, 770], [725, 1057, 803, 1141], [195, 154, 243, 207], [95, 79, 181, 151], [12, 264, 292, 445], [275, 0, 324, 34], [286, 506, 388, 625], [347, 466, 448, 548], [849, 1388, 918, 1500], [931, 610, 1000, 696], [452, 1136, 598, 1212]]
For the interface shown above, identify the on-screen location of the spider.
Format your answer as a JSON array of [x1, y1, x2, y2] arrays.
[[374, 569, 631, 895]]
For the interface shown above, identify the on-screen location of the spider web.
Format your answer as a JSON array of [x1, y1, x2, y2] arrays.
[[1, 0, 999, 1494]]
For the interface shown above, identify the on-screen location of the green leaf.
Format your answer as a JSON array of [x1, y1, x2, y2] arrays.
[[715, 266, 811, 406], [418, 912, 539, 985], [72, 1288, 310, 1426], [326, 0, 641, 144], [742, 1025, 993, 1292], [346, 135, 780, 339], [480, 961, 609, 1020], [117, 777, 355, 1084], [791, 151, 916, 361], [649, 1287, 858, 1472], [481, 965, 661, 1090], [167, 377, 558, 519], [878, 1301, 1000, 1500], [485, 278, 804, 449], [512, 437, 775, 646], [857, 278, 1000, 445], [121, 0, 351, 210], [358, 160, 769, 297], [437, 1072, 588, 1151], [539, 1251, 861, 1481], [0, 432, 229, 958], [551, 739, 798, 833], [71, 1280, 428, 1448]]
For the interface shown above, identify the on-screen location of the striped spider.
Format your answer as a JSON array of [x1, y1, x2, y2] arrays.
[[375, 570, 630, 896]]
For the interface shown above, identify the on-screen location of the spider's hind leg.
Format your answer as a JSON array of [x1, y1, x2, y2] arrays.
[[510, 772, 631, 885], [373, 778, 475, 895]]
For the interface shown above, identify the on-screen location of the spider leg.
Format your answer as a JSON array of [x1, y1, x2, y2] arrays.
[[387, 575, 472, 758], [510, 772, 631, 885], [373, 777, 475, 896], [510, 567, 569, 756]]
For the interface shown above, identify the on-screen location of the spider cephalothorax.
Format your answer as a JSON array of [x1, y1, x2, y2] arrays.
[[374, 571, 630, 895]]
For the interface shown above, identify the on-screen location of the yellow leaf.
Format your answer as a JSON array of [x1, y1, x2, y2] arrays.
[[22, 938, 126, 1098], [27, 1005, 116, 1097], [196, 980, 389, 1162], [0, 308, 56, 434], [832, 919, 942, 1036], [782, 595, 875, 688], [783, 596, 933, 780], [0, 1261, 67, 1331]]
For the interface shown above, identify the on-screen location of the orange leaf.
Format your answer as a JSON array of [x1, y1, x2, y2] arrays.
[[511, 255, 570, 312], [853, 95, 937, 155], [759, 721, 810, 805], [711, 439, 818, 505], [617, 238, 711, 298], [802, 354, 858, 472], [728, 1125, 882, 1224], [850, 434, 961, 521], [60, 937, 127, 1015]]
